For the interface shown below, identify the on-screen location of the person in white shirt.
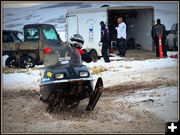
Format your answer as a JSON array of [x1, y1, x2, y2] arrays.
[[116, 17, 127, 57]]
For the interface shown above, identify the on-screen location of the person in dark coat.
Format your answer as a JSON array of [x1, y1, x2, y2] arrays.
[[151, 19, 167, 57], [100, 21, 110, 63]]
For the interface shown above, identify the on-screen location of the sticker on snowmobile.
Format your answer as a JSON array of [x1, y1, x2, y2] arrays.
[[60, 61, 69, 65], [42, 78, 50, 82], [59, 57, 71, 61], [47, 72, 53, 77]]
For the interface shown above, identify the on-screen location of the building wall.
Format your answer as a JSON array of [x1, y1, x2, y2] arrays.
[[127, 9, 153, 51]]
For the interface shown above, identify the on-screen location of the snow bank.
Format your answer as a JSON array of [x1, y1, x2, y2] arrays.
[[2, 55, 177, 90], [2, 2, 178, 31], [2, 70, 41, 91], [83, 56, 178, 87], [85, 57, 177, 71]]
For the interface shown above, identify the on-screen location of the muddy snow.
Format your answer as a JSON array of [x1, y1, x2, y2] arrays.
[[2, 52, 178, 133], [2, 85, 178, 133]]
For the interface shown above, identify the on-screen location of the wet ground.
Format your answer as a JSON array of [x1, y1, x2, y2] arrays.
[[2, 50, 178, 133], [2, 78, 177, 133]]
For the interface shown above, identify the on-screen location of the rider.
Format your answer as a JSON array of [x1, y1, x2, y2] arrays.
[[69, 34, 92, 63]]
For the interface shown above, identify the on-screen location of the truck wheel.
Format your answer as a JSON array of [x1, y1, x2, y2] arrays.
[[5, 56, 18, 68], [20, 55, 35, 68], [89, 50, 98, 62]]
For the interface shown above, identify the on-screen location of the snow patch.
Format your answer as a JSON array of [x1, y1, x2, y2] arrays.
[[2, 72, 41, 91], [84, 56, 177, 87], [2, 55, 177, 90], [2, 55, 9, 67], [2, 2, 178, 31], [123, 86, 178, 121]]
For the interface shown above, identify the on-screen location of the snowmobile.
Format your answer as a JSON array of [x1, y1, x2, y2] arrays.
[[39, 43, 103, 112]]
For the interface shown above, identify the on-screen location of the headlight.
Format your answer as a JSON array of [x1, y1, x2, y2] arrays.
[[79, 71, 89, 77], [55, 73, 64, 79]]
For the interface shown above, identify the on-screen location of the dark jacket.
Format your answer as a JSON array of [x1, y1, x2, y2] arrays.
[[81, 52, 92, 63], [151, 24, 166, 39], [101, 24, 110, 42], [77, 48, 92, 63]]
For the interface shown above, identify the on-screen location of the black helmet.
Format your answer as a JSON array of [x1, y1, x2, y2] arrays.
[[70, 34, 84, 49]]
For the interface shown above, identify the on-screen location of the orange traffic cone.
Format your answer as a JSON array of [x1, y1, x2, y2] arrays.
[[158, 34, 163, 58]]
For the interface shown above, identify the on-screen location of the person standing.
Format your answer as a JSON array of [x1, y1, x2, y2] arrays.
[[100, 21, 110, 63], [151, 19, 167, 57], [116, 17, 127, 57]]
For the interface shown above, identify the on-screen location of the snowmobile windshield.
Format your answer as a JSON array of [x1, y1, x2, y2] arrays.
[[43, 44, 82, 68]]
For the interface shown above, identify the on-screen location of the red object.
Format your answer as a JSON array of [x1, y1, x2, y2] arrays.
[[43, 48, 53, 54], [170, 54, 178, 59], [77, 48, 84, 55], [158, 34, 163, 58]]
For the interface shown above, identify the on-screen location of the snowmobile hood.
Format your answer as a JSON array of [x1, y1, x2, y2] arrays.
[[40, 65, 93, 86]]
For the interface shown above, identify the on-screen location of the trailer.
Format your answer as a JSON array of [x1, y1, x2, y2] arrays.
[[66, 6, 154, 60]]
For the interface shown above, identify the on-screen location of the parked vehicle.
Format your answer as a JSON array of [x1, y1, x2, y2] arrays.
[[3, 30, 23, 44], [66, 6, 154, 60], [3, 24, 62, 68], [166, 23, 178, 51], [39, 43, 103, 112]]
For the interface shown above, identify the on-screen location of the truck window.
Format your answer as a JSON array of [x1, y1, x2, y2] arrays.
[[42, 27, 58, 40], [11, 33, 22, 42], [3, 33, 13, 43], [24, 28, 39, 40], [17, 32, 24, 42]]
